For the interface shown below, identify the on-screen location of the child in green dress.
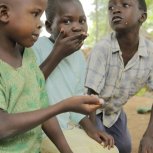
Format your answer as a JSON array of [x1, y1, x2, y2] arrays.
[[0, 0, 102, 152]]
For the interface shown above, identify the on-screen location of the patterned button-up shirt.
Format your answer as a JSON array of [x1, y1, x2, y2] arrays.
[[85, 32, 153, 127]]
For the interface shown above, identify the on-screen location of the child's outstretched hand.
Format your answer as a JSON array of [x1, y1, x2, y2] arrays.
[[60, 95, 104, 115], [53, 29, 88, 58]]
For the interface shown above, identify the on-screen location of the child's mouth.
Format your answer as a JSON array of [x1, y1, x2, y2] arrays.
[[32, 34, 39, 41], [112, 16, 122, 23]]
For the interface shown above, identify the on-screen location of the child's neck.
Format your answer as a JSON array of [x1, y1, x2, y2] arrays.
[[116, 31, 139, 66], [117, 32, 139, 50], [0, 38, 23, 68], [49, 36, 55, 43]]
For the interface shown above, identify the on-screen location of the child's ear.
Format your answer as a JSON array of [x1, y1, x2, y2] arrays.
[[139, 12, 147, 24], [45, 20, 52, 34], [0, 4, 9, 23]]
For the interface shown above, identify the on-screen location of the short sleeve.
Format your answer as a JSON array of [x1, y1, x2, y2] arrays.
[[0, 76, 7, 111], [40, 81, 49, 109], [32, 36, 52, 66], [85, 40, 110, 94], [32, 42, 43, 65], [70, 51, 86, 123], [30, 48, 49, 109], [74, 51, 86, 95], [146, 42, 153, 91], [147, 65, 153, 90], [36, 69, 49, 109]]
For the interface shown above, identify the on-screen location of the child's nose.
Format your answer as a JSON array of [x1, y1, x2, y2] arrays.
[[37, 21, 43, 29], [112, 5, 121, 14], [72, 23, 82, 32]]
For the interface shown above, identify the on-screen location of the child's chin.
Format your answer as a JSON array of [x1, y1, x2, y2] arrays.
[[24, 42, 35, 48]]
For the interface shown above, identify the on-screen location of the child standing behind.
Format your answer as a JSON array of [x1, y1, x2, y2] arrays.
[[33, 0, 118, 153], [0, 0, 103, 153], [84, 0, 153, 153], [33, 0, 119, 153], [33, 0, 89, 129]]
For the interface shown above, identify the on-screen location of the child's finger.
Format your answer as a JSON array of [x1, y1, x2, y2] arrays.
[[83, 96, 100, 105], [66, 33, 86, 41], [99, 99, 105, 105], [108, 137, 114, 149], [56, 29, 65, 41], [80, 33, 88, 41], [75, 42, 84, 51], [91, 94, 105, 105], [92, 105, 102, 110], [91, 94, 98, 98]]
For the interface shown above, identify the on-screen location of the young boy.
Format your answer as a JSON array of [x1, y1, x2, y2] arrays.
[[83, 0, 153, 153], [0, 0, 104, 153], [33, 0, 119, 152]]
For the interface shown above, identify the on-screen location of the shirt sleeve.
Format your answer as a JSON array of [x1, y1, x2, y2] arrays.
[[39, 73, 49, 108], [34, 58, 49, 109], [147, 65, 153, 90], [74, 51, 86, 95], [32, 41, 43, 65], [85, 40, 109, 94], [0, 77, 7, 111], [146, 43, 153, 90], [39, 80, 49, 109], [70, 51, 86, 123]]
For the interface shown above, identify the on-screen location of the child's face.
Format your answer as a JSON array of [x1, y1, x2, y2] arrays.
[[7, 0, 47, 47], [108, 0, 144, 32], [50, 1, 88, 40]]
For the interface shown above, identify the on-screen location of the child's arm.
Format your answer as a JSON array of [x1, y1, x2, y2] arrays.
[[88, 88, 99, 124], [42, 117, 73, 153], [138, 104, 153, 153], [79, 88, 114, 149], [79, 116, 114, 149], [40, 30, 87, 79], [0, 95, 101, 140]]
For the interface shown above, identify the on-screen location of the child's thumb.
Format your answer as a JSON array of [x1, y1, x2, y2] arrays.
[[91, 105, 101, 111]]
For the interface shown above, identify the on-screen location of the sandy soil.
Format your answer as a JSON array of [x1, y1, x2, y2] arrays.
[[124, 95, 152, 153]]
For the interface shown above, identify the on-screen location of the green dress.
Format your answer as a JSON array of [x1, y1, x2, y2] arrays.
[[0, 48, 48, 153]]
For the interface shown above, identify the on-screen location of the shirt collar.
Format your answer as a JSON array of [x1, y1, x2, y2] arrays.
[[110, 32, 148, 57], [111, 32, 120, 53], [137, 35, 148, 57]]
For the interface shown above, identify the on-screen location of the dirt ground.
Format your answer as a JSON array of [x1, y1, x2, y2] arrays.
[[124, 95, 153, 153]]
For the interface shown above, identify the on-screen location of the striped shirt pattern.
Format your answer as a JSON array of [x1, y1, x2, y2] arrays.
[[85, 32, 153, 127]]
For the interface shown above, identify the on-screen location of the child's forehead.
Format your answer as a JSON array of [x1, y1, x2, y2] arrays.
[[59, 1, 84, 13], [5, 0, 47, 9], [108, 0, 137, 4], [60, 1, 81, 8]]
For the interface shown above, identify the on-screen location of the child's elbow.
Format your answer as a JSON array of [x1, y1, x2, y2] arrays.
[[0, 130, 9, 140], [0, 128, 18, 140], [0, 112, 15, 140]]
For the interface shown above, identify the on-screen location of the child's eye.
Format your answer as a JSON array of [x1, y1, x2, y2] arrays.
[[123, 3, 130, 8], [63, 19, 71, 25], [80, 19, 86, 24], [32, 11, 40, 17], [108, 6, 114, 11]]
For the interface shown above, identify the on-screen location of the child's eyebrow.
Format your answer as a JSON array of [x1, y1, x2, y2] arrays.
[[32, 8, 42, 12], [62, 15, 86, 18], [109, 0, 132, 4], [62, 15, 72, 18], [29, 5, 43, 12]]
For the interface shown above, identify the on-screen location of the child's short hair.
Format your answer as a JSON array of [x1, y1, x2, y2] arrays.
[[45, 0, 81, 23], [138, 0, 147, 12]]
